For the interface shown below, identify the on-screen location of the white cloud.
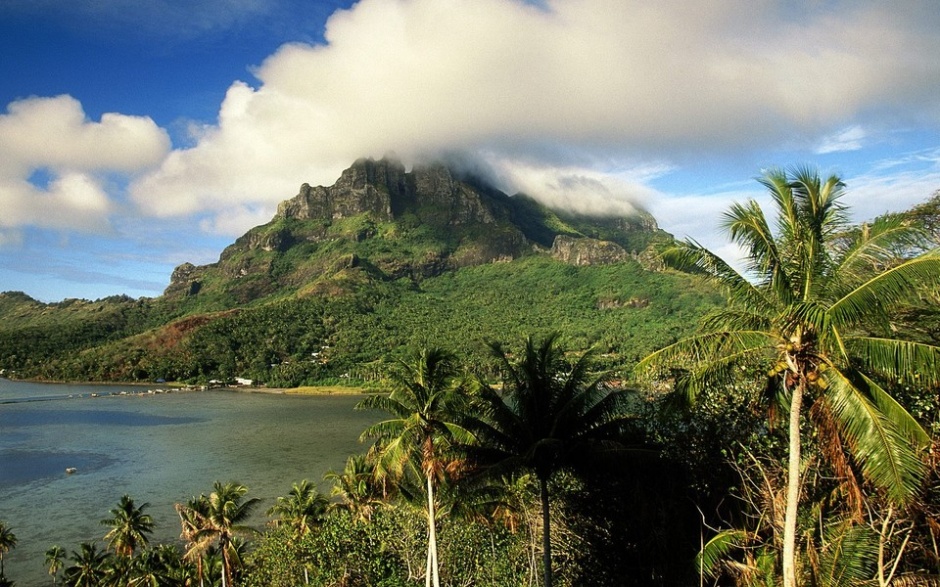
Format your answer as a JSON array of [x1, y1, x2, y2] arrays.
[[490, 158, 660, 217], [0, 172, 113, 232], [127, 0, 940, 237], [816, 126, 867, 154], [845, 165, 940, 223], [198, 204, 277, 236], [0, 95, 170, 175], [0, 95, 170, 233]]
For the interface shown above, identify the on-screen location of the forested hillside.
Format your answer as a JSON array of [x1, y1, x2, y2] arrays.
[[0, 157, 715, 385]]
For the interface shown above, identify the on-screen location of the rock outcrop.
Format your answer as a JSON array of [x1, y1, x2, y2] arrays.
[[277, 158, 402, 222], [276, 157, 510, 228], [164, 156, 669, 302], [165, 262, 203, 296], [550, 235, 630, 266]]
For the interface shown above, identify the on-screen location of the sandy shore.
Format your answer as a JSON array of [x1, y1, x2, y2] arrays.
[[232, 384, 369, 396]]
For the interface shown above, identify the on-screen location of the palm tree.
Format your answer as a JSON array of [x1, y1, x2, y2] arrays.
[[132, 544, 183, 587], [325, 454, 386, 523], [101, 494, 154, 558], [179, 482, 260, 587], [636, 167, 940, 587], [466, 333, 637, 587], [45, 545, 66, 586], [62, 542, 110, 587], [176, 496, 213, 587], [357, 347, 473, 587], [267, 480, 329, 537], [0, 523, 15, 580]]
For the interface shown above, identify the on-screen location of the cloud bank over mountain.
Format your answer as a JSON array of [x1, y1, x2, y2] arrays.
[[1, 0, 939, 300], [125, 0, 940, 232]]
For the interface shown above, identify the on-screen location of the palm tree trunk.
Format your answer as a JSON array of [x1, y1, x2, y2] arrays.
[[221, 538, 231, 587], [425, 535, 432, 587], [426, 472, 441, 587], [783, 380, 804, 587], [539, 474, 553, 587]]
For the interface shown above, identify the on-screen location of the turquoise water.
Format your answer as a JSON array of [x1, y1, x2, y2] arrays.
[[0, 379, 378, 586]]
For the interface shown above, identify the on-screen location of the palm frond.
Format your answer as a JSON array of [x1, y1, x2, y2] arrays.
[[854, 370, 930, 447], [701, 307, 773, 333], [636, 330, 776, 375], [823, 369, 927, 504], [831, 213, 930, 291], [890, 574, 940, 587], [697, 528, 750, 578], [844, 336, 940, 389], [829, 249, 940, 329], [635, 330, 776, 404], [721, 198, 793, 298], [815, 519, 878, 587], [664, 239, 774, 311]]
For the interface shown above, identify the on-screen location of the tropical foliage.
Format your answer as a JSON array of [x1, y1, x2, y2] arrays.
[[266, 480, 329, 538], [0, 522, 15, 581], [0, 255, 719, 386], [176, 482, 260, 587], [2, 173, 937, 587], [357, 347, 474, 587], [101, 494, 154, 558], [465, 333, 642, 586], [637, 167, 940, 587]]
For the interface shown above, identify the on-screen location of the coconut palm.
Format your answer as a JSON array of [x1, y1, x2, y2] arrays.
[[132, 544, 183, 587], [101, 494, 154, 558], [466, 333, 637, 587], [0, 522, 16, 580], [267, 480, 329, 537], [185, 482, 260, 587], [45, 545, 66, 586], [636, 167, 940, 587], [325, 454, 386, 523], [176, 496, 213, 587], [357, 347, 473, 587], [62, 542, 109, 587]]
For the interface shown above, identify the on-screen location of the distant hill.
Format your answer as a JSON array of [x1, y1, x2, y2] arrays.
[[0, 157, 721, 385]]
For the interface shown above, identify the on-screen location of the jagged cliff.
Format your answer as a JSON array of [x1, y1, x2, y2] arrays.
[[165, 157, 670, 304]]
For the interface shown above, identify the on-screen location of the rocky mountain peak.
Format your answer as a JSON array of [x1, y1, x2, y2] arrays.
[[164, 156, 671, 301], [276, 156, 510, 227]]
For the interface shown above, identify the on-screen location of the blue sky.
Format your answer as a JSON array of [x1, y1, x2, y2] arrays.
[[1, 0, 938, 302]]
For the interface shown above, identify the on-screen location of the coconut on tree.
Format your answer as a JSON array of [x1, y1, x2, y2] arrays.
[[636, 167, 940, 587]]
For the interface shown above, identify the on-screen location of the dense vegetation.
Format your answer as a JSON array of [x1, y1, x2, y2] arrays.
[[0, 157, 704, 386], [0, 256, 719, 386], [1, 172, 938, 587]]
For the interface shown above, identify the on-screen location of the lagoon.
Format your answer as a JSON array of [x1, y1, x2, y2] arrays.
[[0, 379, 378, 587]]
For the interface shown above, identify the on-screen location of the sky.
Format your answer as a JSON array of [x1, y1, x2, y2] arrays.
[[1, 0, 939, 302]]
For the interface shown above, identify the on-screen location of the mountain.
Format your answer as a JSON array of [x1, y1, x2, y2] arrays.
[[0, 157, 719, 386], [162, 156, 669, 308]]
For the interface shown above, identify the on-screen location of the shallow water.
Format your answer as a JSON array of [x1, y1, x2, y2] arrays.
[[0, 379, 378, 586]]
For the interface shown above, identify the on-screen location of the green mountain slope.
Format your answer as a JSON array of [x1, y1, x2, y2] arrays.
[[0, 157, 718, 385]]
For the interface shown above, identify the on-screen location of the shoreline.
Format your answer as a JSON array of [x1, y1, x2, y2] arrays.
[[234, 384, 370, 396], [1, 376, 374, 398]]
